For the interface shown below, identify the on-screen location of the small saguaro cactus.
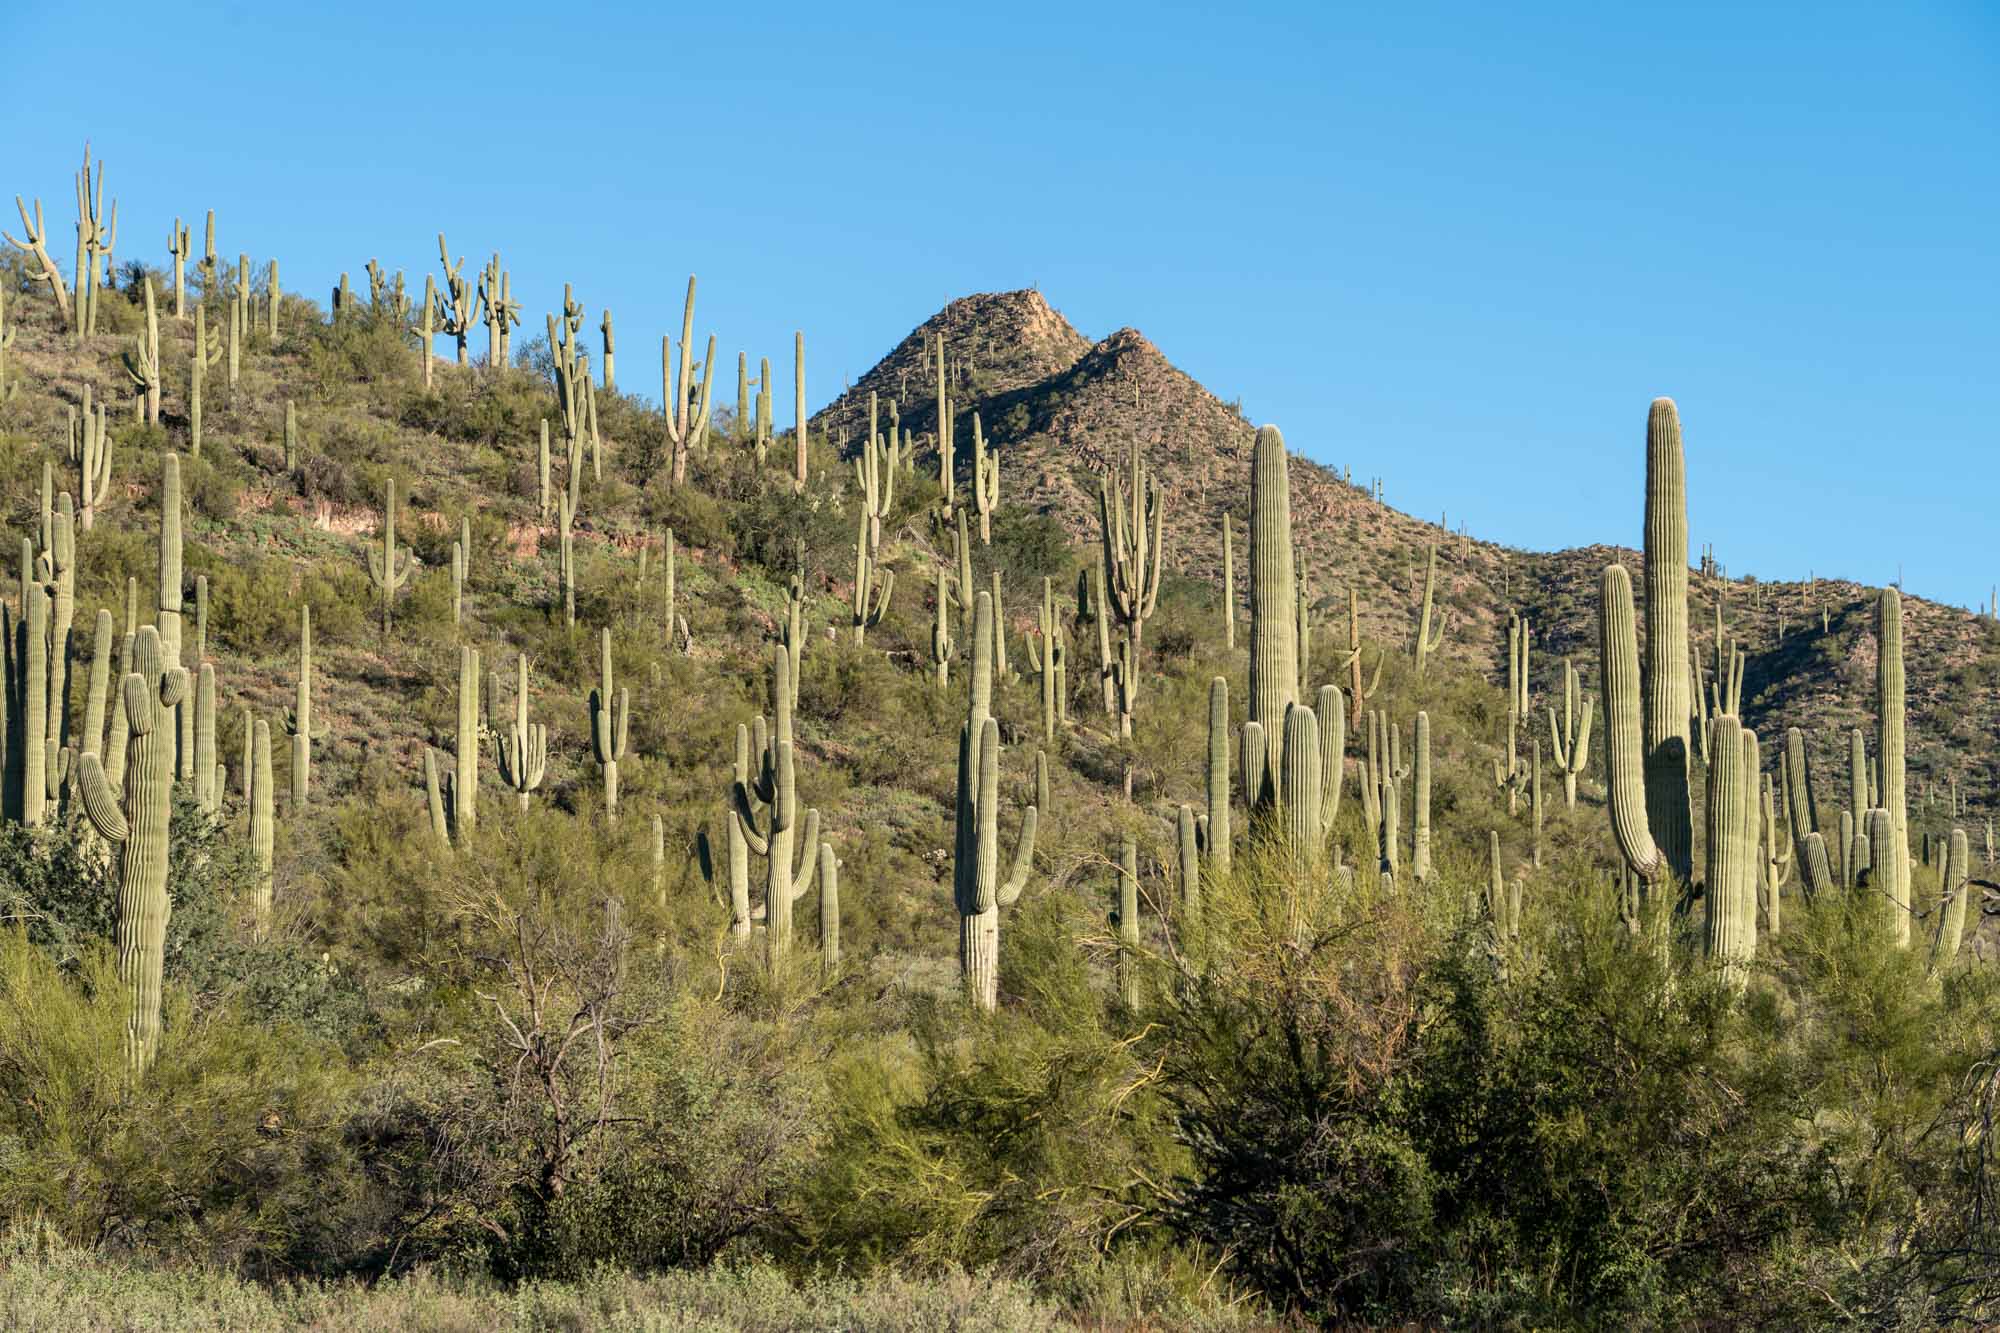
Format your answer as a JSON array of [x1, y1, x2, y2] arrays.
[[1199, 677, 1232, 879], [496, 653, 548, 811], [1024, 577, 1060, 741], [451, 515, 470, 626], [74, 625, 184, 1075], [1413, 543, 1448, 678], [283, 606, 312, 810], [953, 591, 1039, 1012], [733, 644, 823, 963], [971, 412, 999, 544], [365, 479, 414, 633], [1546, 657, 1595, 811], [851, 504, 893, 645], [590, 628, 630, 824], [819, 842, 841, 975], [1760, 772, 1791, 933]]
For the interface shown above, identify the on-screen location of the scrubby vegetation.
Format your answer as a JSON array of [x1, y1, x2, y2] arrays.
[[0, 148, 1996, 1330]]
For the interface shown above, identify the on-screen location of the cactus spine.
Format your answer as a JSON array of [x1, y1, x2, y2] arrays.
[[365, 479, 413, 633], [590, 628, 630, 823], [1247, 426, 1297, 808], [497, 653, 548, 810], [1546, 656, 1595, 810], [953, 591, 1038, 1011], [1413, 544, 1447, 677], [76, 624, 181, 1073]]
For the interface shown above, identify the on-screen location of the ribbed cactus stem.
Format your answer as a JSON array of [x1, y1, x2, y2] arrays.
[[1414, 544, 1447, 677], [1877, 588, 1909, 947], [250, 718, 274, 930], [76, 626, 182, 1075], [1642, 398, 1694, 883], [1117, 833, 1141, 1007], [281, 605, 312, 811], [1203, 677, 1231, 877], [725, 723, 752, 937], [194, 665, 217, 813], [496, 652, 548, 810], [1703, 716, 1758, 983], [452, 646, 479, 843], [1414, 711, 1433, 882], [1547, 656, 1594, 811], [1178, 805, 1200, 915], [952, 593, 1038, 1012], [1935, 827, 1970, 969], [1247, 426, 1297, 808], [590, 629, 629, 823], [819, 842, 840, 975], [1779, 727, 1832, 902], [1280, 703, 1323, 938], [1222, 516, 1235, 650], [20, 583, 46, 826], [365, 479, 413, 633], [1599, 564, 1663, 883]]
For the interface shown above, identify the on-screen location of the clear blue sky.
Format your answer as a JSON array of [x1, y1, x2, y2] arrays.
[[4, 2, 1994, 606]]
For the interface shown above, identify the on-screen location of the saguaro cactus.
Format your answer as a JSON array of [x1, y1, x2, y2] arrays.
[[1934, 827, 1970, 968], [1546, 657, 1595, 811], [188, 305, 220, 457], [123, 278, 161, 424], [366, 479, 413, 633], [590, 628, 630, 823], [953, 591, 1039, 1011], [1201, 677, 1231, 878], [1777, 727, 1836, 902], [283, 606, 312, 810], [496, 653, 549, 810], [1414, 710, 1433, 883], [3, 193, 71, 319], [1115, 834, 1141, 1007], [819, 842, 841, 975], [1641, 398, 1694, 882], [250, 718, 274, 930], [1704, 715, 1758, 983], [663, 277, 716, 488], [1246, 426, 1297, 808], [1413, 544, 1448, 678], [733, 644, 823, 963], [971, 412, 999, 544], [1877, 587, 1910, 947], [75, 626, 183, 1074], [450, 645, 479, 844], [1097, 430, 1164, 738]]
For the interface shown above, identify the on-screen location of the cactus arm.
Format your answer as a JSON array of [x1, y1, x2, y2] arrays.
[[75, 751, 127, 843]]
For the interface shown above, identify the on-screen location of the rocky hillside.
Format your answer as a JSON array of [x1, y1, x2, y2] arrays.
[[820, 289, 2000, 832]]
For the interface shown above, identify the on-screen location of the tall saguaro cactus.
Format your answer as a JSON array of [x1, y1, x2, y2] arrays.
[[1641, 398, 1694, 882], [733, 645, 823, 962], [1877, 587, 1910, 946], [952, 591, 1039, 1012], [1413, 544, 1447, 678], [1246, 425, 1297, 808], [75, 624, 183, 1074], [664, 276, 716, 487], [1097, 430, 1164, 739], [590, 628, 630, 823]]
